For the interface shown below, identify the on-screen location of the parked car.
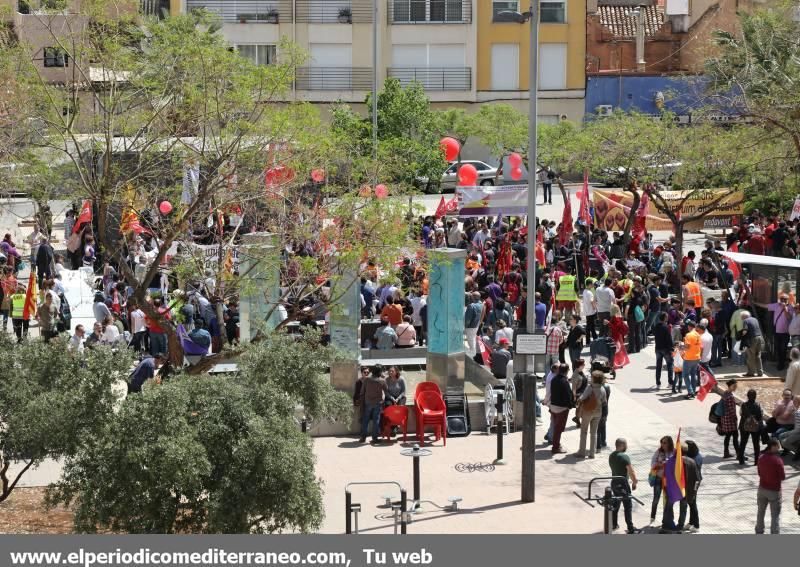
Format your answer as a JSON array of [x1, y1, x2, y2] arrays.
[[418, 160, 499, 193]]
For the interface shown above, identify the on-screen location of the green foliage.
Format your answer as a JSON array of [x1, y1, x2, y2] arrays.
[[470, 104, 528, 162], [331, 78, 447, 190], [0, 335, 133, 502], [47, 333, 349, 533]]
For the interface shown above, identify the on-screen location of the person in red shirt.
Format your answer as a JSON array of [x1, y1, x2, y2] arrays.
[[145, 296, 171, 357], [755, 439, 785, 534]]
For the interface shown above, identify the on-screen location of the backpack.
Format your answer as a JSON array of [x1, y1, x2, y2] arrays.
[[634, 305, 645, 323], [708, 402, 721, 424], [581, 388, 598, 413]]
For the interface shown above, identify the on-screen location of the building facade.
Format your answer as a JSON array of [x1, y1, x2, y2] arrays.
[[475, 0, 586, 123]]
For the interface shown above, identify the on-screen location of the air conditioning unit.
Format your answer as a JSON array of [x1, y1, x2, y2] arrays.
[[559, 114, 568, 121], [596, 105, 614, 116]]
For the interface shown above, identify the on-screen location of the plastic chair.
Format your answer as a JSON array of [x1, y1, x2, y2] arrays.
[[414, 381, 441, 400], [415, 390, 447, 446], [381, 405, 409, 442]]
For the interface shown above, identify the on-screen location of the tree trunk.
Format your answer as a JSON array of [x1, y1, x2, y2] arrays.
[[674, 221, 685, 261], [97, 197, 108, 265], [620, 185, 641, 250]]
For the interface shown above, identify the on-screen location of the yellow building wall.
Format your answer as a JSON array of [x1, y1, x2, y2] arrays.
[[476, 0, 586, 91]]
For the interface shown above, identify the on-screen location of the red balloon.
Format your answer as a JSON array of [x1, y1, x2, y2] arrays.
[[440, 137, 460, 162], [510, 167, 523, 181], [509, 152, 523, 168], [457, 163, 478, 186], [311, 168, 325, 183], [374, 184, 389, 199], [159, 201, 172, 215]]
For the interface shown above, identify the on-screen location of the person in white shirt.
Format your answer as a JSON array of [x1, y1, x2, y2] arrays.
[[129, 302, 146, 353], [494, 320, 514, 344], [101, 316, 120, 345], [395, 315, 417, 348], [68, 324, 86, 353], [698, 321, 713, 367], [595, 278, 616, 327], [410, 292, 426, 345], [582, 280, 598, 340]]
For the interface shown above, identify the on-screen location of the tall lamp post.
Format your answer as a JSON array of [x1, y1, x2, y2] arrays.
[[372, 0, 379, 159], [496, 4, 539, 503]]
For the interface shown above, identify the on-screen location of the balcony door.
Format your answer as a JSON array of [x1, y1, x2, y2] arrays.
[[309, 43, 353, 89]]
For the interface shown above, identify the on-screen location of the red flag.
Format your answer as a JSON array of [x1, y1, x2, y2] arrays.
[[496, 234, 513, 280], [630, 190, 649, 252], [22, 269, 37, 320], [558, 190, 573, 246], [578, 170, 591, 225], [535, 226, 546, 268], [73, 200, 92, 234], [726, 243, 742, 281], [445, 195, 459, 214], [477, 336, 492, 366], [696, 365, 718, 402], [435, 195, 447, 218]]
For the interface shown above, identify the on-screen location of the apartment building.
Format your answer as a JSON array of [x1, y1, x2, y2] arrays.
[[475, 0, 587, 123]]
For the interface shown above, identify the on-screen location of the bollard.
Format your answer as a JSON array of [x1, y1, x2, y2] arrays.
[[494, 392, 506, 465], [603, 486, 614, 535], [400, 488, 407, 534], [345, 490, 352, 534], [413, 449, 421, 503]]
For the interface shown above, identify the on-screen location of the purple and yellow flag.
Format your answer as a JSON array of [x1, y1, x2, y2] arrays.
[[663, 429, 686, 504]]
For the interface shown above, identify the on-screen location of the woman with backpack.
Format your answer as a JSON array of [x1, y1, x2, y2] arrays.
[[738, 388, 764, 465], [574, 371, 607, 459]]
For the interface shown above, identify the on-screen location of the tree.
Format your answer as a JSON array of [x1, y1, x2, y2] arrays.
[[0, 336, 133, 505], [46, 332, 350, 533], [331, 78, 447, 191], [470, 104, 528, 183], [705, 6, 800, 214]]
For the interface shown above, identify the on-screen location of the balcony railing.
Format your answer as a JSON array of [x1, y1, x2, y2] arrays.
[[295, 67, 373, 90], [185, 0, 293, 23], [387, 67, 471, 90], [388, 0, 471, 23], [140, 0, 170, 18], [295, 0, 372, 23]]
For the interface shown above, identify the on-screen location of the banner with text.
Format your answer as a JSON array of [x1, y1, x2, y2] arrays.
[[593, 188, 744, 231], [457, 185, 527, 217]]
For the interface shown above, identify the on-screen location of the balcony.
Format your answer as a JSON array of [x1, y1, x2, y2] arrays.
[[388, 0, 471, 23], [295, 0, 372, 23], [140, 0, 170, 18], [387, 67, 471, 90], [295, 67, 373, 90], [185, 0, 292, 23]]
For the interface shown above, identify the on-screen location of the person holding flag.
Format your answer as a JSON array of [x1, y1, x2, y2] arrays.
[[660, 429, 701, 533]]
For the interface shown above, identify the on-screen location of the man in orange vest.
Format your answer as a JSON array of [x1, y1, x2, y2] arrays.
[[682, 275, 703, 320]]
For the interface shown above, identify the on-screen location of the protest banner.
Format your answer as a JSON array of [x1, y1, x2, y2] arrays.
[[456, 185, 528, 217]]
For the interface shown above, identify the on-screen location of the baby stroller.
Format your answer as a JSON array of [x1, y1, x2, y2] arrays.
[[589, 334, 617, 379]]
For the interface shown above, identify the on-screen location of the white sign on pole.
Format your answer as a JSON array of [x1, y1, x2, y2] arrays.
[[515, 333, 547, 355]]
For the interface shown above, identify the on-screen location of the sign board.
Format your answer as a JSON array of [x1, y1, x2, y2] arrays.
[[791, 198, 800, 221], [514, 332, 547, 355], [457, 185, 528, 217]]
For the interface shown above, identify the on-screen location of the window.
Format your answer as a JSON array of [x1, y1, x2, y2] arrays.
[[43, 47, 68, 67], [541, 0, 565, 22], [391, 43, 465, 66], [539, 43, 567, 90], [492, 0, 519, 19], [391, 0, 465, 23], [490, 43, 519, 90], [237, 44, 277, 66]]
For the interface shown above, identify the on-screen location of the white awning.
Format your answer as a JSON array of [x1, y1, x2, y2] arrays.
[[720, 251, 800, 270]]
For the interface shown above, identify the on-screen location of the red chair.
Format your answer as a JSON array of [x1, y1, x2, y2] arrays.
[[381, 405, 409, 442], [415, 390, 447, 446], [414, 381, 441, 399]]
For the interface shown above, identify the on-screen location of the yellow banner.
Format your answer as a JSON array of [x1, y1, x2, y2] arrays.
[[592, 188, 744, 231]]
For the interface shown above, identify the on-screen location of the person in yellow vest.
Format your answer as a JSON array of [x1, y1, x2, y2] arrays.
[[10, 284, 29, 343], [556, 269, 579, 320], [682, 275, 703, 320]]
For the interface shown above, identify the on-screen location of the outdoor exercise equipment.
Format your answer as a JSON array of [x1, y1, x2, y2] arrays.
[[400, 444, 432, 511], [484, 378, 515, 435], [573, 476, 644, 535], [345, 481, 408, 535]]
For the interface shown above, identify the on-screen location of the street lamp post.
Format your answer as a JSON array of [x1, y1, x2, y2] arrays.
[[372, 0, 379, 159], [497, 4, 539, 503]]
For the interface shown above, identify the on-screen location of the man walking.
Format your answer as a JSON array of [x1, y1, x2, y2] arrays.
[[582, 279, 598, 341], [653, 312, 674, 390], [464, 292, 483, 358], [359, 365, 387, 444], [608, 438, 640, 534], [596, 278, 615, 327], [755, 439, 785, 534], [682, 320, 701, 399], [741, 310, 765, 377], [549, 363, 574, 455]]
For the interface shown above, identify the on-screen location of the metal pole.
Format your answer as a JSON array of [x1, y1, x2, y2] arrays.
[[400, 488, 407, 534], [345, 490, 352, 534], [603, 487, 614, 535], [521, 372, 536, 502], [372, 0, 379, 159], [494, 392, 505, 464], [413, 453, 421, 503], [522, 1, 539, 503]]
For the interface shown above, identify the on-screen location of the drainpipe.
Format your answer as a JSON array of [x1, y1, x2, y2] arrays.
[[634, 8, 645, 72]]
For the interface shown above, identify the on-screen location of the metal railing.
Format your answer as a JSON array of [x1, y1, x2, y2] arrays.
[[140, 0, 170, 17], [388, 0, 470, 23], [387, 67, 471, 90], [295, 67, 374, 90], [185, 0, 292, 23], [295, 0, 372, 23]]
